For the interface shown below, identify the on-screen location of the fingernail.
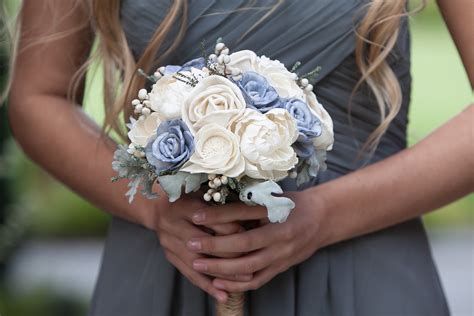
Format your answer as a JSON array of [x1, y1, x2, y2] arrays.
[[193, 261, 207, 271], [214, 280, 226, 290], [215, 292, 227, 303], [187, 239, 202, 251], [192, 212, 206, 223]]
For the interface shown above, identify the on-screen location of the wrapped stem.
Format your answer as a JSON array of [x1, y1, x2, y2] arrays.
[[216, 292, 244, 316]]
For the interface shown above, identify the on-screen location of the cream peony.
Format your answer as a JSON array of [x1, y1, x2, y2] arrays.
[[256, 56, 303, 99], [149, 74, 193, 120], [230, 108, 299, 181], [180, 123, 245, 177], [127, 112, 162, 147], [304, 91, 334, 151], [182, 75, 246, 134]]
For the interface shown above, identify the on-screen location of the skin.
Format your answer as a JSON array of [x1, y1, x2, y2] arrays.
[[9, 0, 473, 304]]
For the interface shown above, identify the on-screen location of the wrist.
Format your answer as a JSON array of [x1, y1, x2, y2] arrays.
[[306, 184, 335, 249]]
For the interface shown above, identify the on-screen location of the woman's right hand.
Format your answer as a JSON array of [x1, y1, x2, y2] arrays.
[[150, 192, 249, 303]]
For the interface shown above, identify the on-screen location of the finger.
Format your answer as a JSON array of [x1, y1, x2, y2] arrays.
[[204, 223, 246, 258], [192, 204, 267, 225], [207, 222, 244, 235], [165, 219, 211, 243], [164, 223, 238, 258], [208, 272, 253, 282], [212, 264, 283, 292], [161, 232, 249, 278], [187, 223, 282, 254], [192, 248, 277, 275], [164, 251, 228, 303]]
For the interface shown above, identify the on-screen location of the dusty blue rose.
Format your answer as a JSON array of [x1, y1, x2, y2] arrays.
[[145, 119, 194, 173], [180, 57, 206, 71], [283, 98, 322, 159], [163, 57, 206, 75], [236, 71, 282, 113]]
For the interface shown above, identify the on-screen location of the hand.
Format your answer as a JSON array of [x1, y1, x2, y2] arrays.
[[186, 190, 325, 292], [151, 193, 251, 302]]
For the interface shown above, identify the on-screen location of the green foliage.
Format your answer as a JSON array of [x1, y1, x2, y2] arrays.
[[3, 142, 110, 237], [0, 287, 87, 316]]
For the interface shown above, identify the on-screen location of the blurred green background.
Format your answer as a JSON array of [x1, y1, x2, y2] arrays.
[[0, 1, 472, 315]]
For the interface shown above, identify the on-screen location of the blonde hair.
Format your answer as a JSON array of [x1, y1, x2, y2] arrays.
[[3, 0, 425, 150]]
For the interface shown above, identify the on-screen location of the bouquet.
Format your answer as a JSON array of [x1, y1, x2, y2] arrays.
[[112, 39, 334, 315]]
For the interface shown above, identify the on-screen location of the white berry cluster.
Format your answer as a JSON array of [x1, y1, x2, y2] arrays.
[[131, 88, 152, 119], [208, 42, 242, 81], [297, 77, 313, 92], [153, 66, 166, 81], [203, 174, 230, 203], [288, 169, 298, 179], [127, 143, 146, 158]]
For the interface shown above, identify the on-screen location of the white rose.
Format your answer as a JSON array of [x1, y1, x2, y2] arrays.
[[305, 91, 334, 151], [256, 56, 303, 99], [149, 74, 193, 120], [182, 75, 246, 134], [127, 112, 162, 147], [180, 123, 245, 177], [230, 108, 299, 181], [227, 50, 259, 73]]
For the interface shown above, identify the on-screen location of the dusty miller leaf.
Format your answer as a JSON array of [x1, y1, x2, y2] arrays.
[[157, 172, 207, 202], [112, 145, 158, 203]]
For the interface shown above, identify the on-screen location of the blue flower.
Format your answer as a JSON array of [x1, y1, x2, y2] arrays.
[[163, 57, 206, 75], [180, 57, 206, 72], [145, 119, 194, 173], [236, 71, 282, 113], [283, 98, 322, 159]]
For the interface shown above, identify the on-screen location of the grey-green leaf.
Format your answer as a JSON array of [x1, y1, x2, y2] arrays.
[[158, 172, 207, 202], [239, 180, 295, 223]]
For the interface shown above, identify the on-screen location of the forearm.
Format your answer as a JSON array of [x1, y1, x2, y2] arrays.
[[315, 103, 474, 248], [8, 94, 158, 230]]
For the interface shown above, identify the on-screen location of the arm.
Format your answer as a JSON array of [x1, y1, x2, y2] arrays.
[[9, 1, 238, 302], [184, 0, 474, 292], [9, 1, 155, 228]]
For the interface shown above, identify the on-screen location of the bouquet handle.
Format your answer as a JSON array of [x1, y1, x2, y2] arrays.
[[216, 292, 244, 316]]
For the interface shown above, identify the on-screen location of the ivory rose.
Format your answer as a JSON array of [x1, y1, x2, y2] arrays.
[[127, 112, 162, 147], [230, 108, 299, 181], [182, 75, 246, 133], [304, 91, 334, 151], [180, 123, 245, 177], [227, 50, 259, 73]]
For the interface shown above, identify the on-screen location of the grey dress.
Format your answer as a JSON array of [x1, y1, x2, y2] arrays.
[[89, 1, 450, 315]]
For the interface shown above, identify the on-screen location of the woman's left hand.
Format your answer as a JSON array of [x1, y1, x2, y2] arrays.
[[187, 190, 326, 292]]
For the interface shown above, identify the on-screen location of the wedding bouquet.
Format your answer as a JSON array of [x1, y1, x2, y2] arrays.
[[112, 39, 333, 314]]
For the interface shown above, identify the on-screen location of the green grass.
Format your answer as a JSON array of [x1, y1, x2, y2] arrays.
[[408, 4, 473, 227]]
